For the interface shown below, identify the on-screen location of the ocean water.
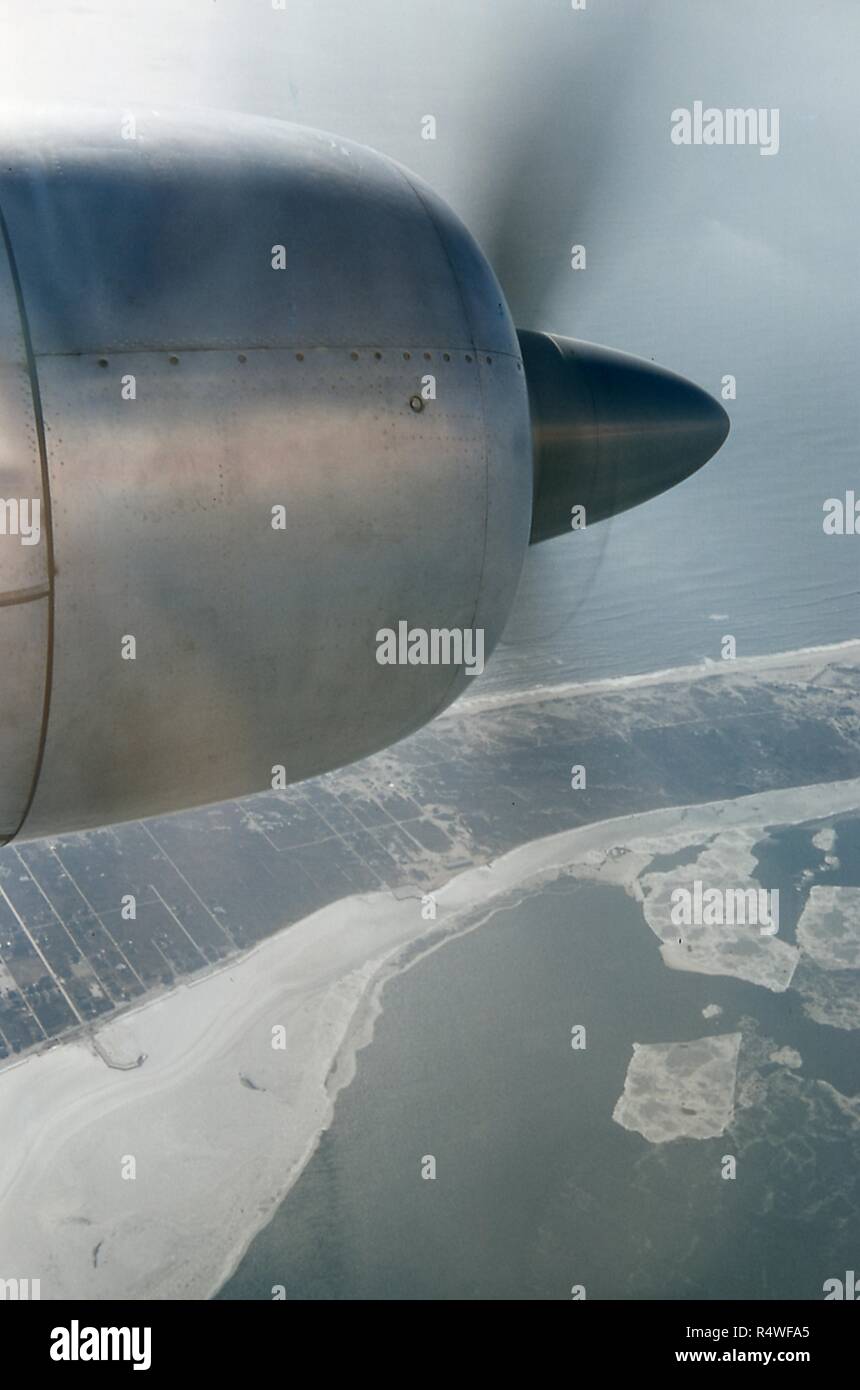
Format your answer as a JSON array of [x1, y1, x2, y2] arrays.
[[475, 212, 860, 695], [218, 824, 860, 1301]]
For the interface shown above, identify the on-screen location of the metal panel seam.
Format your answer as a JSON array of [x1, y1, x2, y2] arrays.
[[0, 197, 56, 841]]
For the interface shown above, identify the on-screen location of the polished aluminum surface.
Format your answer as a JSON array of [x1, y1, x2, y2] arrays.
[[0, 109, 532, 837]]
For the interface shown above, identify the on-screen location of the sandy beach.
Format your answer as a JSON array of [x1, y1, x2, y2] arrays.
[[457, 637, 860, 716], [0, 763, 858, 1299]]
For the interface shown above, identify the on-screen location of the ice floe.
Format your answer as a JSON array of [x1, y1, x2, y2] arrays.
[[612, 1033, 742, 1143], [797, 886, 860, 971]]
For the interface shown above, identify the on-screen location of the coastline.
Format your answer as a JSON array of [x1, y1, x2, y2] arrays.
[[456, 636, 860, 715], [0, 772, 859, 1299]]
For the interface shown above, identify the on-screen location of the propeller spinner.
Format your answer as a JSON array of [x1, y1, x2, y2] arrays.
[[519, 329, 729, 544]]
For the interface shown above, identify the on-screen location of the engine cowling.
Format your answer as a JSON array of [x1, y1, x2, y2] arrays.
[[0, 108, 533, 840]]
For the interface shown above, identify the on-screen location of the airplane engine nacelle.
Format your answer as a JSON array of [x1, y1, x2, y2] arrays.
[[0, 109, 532, 840]]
